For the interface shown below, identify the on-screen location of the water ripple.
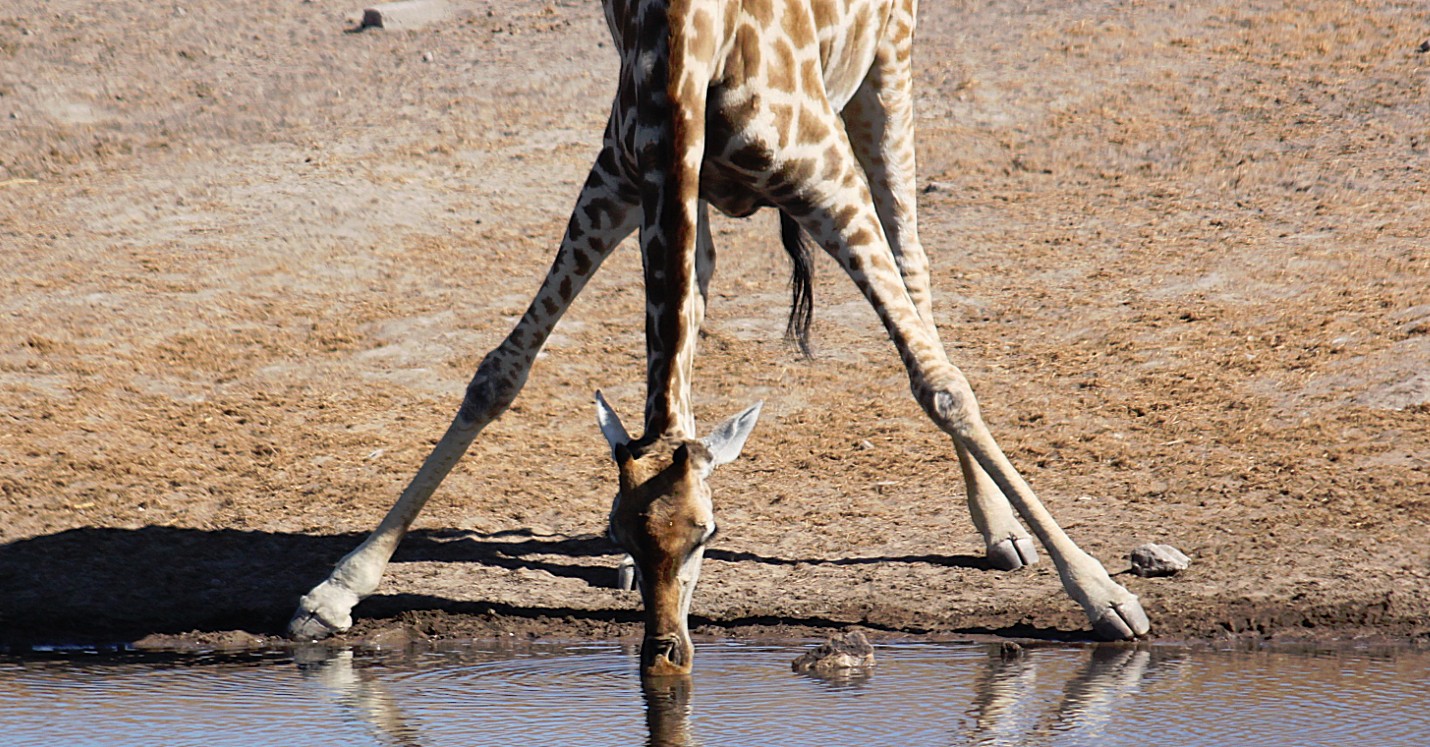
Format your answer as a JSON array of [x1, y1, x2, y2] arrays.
[[1, 641, 1426, 747]]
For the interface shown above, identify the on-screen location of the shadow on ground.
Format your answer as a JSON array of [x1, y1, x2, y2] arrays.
[[0, 527, 1017, 648], [0, 527, 615, 647]]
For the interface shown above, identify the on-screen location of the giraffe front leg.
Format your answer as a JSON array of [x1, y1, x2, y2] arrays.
[[289, 357, 515, 639], [288, 144, 639, 640]]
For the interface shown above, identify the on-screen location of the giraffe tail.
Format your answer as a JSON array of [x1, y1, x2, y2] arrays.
[[779, 210, 815, 357]]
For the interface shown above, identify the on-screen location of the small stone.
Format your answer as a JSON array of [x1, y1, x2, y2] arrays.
[[364, 625, 413, 649], [1130, 542, 1191, 577], [791, 631, 876, 674]]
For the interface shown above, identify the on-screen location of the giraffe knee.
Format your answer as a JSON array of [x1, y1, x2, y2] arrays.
[[917, 378, 981, 439], [459, 352, 525, 425]]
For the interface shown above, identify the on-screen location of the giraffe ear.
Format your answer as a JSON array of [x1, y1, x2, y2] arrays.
[[595, 390, 632, 458], [700, 400, 763, 472]]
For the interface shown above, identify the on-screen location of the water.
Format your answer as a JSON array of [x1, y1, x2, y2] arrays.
[[2, 639, 1427, 747]]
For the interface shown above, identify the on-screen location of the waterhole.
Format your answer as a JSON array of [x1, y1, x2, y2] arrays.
[[2, 640, 1426, 746]]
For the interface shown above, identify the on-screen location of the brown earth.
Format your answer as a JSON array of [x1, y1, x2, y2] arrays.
[[1, 0, 1427, 653]]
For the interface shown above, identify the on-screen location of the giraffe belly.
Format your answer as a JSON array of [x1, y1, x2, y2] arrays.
[[699, 163, 766, 218]]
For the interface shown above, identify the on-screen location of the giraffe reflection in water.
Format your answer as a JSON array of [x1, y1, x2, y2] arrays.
[[968, 645, 1162, 746], [296, 646, 421, 747], [642, 676, 697, 747], [293, 642, 1167, 746]]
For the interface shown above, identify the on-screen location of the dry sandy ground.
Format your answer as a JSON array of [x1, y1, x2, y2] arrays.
[[1, 0, 1427, 651]]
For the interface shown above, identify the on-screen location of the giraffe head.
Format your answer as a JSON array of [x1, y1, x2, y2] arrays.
[[596, 392, 762, 678]]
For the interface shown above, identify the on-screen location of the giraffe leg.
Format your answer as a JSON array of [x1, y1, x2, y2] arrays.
[[696, 199, 716, 303], [777, 132, 1147, 641], [841, 32, 1036, 571], [288, 142, 639, 639], [956, 441, 1039, 570]]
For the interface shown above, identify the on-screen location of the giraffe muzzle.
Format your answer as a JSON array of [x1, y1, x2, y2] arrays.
[[641, 634, 692, 676]]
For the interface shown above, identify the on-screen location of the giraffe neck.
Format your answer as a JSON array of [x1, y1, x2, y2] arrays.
[[625, 0, 725, 440]]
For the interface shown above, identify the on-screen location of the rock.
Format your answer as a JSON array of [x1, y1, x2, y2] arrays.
[[356, 1, 451, 31], [1130, 543, 1191, 577], [362, 625, 414, 650], [791, 631, 876, 674]]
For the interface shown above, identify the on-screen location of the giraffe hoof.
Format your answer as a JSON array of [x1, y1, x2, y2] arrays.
[[286, 582, 357, 640], [617, 563, 637, 592], [986, 536, 1039, 571], [1091, 598, 1151, 641], [288, 609, 343, 641]]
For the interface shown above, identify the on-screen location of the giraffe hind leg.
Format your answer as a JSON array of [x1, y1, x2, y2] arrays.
[[840, 36, 1037, 570], [956, 441, 1039, 570], [773, 111, 1147, 639], [288, 143, 640, 639]]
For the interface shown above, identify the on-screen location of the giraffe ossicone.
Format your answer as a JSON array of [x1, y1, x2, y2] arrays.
[[289, 0, 1150, 676]]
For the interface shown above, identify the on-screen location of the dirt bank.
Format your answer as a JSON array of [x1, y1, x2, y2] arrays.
[[1, 0, 1427, 652]]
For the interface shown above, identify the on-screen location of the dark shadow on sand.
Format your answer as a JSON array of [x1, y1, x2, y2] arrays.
[[0, 526, 1073, 648]]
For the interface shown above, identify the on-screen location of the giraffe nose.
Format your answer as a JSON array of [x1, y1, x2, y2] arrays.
[[643, 635, 689, 670], [647, 635, 681, 661]]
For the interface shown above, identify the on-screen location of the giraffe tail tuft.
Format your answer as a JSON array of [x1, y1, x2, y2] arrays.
[[779, 210, 815, 358]]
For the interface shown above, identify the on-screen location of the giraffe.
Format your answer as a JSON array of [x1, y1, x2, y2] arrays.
[[288, 0, 1150, 676]]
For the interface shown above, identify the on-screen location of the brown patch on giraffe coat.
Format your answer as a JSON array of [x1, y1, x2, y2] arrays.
[[808, 0, 840, 23], [845, 11, 871, 58], [745, 0, 773, 29], [819, 149, 844, 183], [797, 106, 832, 145], [848, 226, 877, 248], [767, 38, 797, 93], [782, 4, 817, 48], [687, 8, 716, 62], [800, 59, 823, 97], [735, 24, 761, 76], [769, 102, 796, 150], [726, 142, 771, 174], [574, 245, 594, 275], [678, 77, 703, 113], [779, 156, 817, 186]]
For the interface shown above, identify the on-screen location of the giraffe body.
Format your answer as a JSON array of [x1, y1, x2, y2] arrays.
[[289, 0, 1149, 676]]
